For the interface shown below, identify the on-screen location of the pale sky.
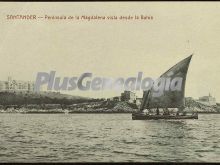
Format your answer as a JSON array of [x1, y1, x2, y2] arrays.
[[0, 2, 220, 101]]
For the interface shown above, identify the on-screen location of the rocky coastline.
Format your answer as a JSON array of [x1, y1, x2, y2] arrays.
[[0, 99, 220, 114], [0, 91, 219, 114], [0, 101, 139, 114]]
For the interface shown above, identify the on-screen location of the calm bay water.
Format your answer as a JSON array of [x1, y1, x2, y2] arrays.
[[0, 113, 219, 162]]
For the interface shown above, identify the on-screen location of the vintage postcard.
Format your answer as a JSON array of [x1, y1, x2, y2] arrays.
[[0, 2, 219, 163]]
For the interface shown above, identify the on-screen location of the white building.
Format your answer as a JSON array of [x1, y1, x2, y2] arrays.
[[121, 91, 136, 103], [198, 93, 216, 106], [0, 77, 35, 91]]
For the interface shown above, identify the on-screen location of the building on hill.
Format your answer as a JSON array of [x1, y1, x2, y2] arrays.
[[113, 96, 121, 101], [0, 76, 36, 92], [197, 93, 216, 106], [108, 96, 121, 102], [121, 91, 136, 103]]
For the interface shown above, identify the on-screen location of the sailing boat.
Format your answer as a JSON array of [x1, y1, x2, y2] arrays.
[[132, 55, 198, 120]]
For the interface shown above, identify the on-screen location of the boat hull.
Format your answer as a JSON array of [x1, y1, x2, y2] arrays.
[[132, 113, 198, 120]]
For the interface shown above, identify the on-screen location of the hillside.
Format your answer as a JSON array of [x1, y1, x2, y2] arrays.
[[0, 91, 219, 113], [185, 98, 220, 113], [64, 101, 138, 113], [0, 91, 96, 106]]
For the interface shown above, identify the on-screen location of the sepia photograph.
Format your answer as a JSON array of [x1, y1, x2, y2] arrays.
[[0, 1, 219, 163]]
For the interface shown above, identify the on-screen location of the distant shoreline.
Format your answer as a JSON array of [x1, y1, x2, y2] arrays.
[[24, 112, 132, 114], [1, 111, 220, 114], [196, 112, 220, 114], [0, 91, 219, 114]]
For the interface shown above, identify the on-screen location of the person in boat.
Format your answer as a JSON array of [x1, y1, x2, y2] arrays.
[[163, 108, 170, 115], [176, 111, 179, 116], [178, 106, 185, 116], [183, 111, 187, 116], [156, 107, 159, 115]]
